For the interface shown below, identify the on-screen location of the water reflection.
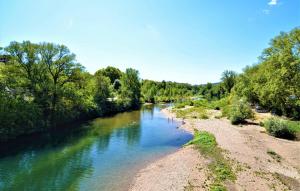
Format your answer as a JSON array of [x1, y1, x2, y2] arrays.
[[0, 105, 191, 191]]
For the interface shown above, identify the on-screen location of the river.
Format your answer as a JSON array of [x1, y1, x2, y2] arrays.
[[0, 104, 192, 191]]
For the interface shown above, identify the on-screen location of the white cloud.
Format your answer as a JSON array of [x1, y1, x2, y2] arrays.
[[262, 9, 270, 14], [268, 0, 277, 6]]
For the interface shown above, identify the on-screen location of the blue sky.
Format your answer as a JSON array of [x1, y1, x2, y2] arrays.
[[0, 0, 299, 84]]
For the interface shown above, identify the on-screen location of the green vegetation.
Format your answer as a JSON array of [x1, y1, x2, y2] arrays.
[[221, 70, 237, 94], [172, 28, 300, 140], [267, 150, 282, 162], [233, 28, 300, 119], [141, 79, 231, 104], [226, 98, 254, 125], [0, 41, 141, 141], [174, 107, 208, 119], [263, 118, 298, 140], [141, 80, 199, 103], [186, 130, 236, 191], [1, 28, 300, 141]]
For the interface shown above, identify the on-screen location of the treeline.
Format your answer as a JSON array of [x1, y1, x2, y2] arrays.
[[1, 27, 298, 140], [141, 76, 236, 103], [141, 80, 199, 103], [233, 28, 300, 119], [200, 28, 300, 122], [0, 41, 141, 141], [173, 27, 300, 127]]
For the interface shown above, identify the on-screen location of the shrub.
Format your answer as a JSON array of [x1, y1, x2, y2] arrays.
[[264, 118, 296, 140], [228, 99, 253, 124], [174, 100, 193, 109], [174, 102, 186, 109], [199, 113, 209, 119], [193, 99, 210, 108]]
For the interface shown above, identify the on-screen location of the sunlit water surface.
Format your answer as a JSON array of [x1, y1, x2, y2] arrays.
[[0, 105, 192, 191]]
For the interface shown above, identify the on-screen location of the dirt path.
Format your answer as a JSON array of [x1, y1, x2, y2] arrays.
[[129, 108, 300, 191]]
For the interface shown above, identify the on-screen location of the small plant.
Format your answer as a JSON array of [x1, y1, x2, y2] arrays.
[[228, 99, 254, 124], [186, 130, 235, 190], [264, 118, 296, 140], [210, 184, 227, 191], [199, 113, 209, 119], [174, 102, 186, 109], [267, 149, 281, 162]]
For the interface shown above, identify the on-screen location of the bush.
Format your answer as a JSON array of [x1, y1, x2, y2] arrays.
[[264, 118, 296, 140], [193, 99, 210, 108], [174, 100, 193, 109], [228, 99, 253, 125]]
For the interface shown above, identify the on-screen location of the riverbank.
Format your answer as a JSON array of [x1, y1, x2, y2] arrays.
[[129, 107, 300, 191]]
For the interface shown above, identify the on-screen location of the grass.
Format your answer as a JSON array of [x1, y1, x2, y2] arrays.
[[186, 130, 236, 191], [285, 120, 300, 133], [175, 107, 208, 119]]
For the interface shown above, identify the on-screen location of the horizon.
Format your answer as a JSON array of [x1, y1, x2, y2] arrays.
[[1, 0, 299, 84]]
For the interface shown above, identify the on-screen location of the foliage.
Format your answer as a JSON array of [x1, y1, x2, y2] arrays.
[[141, 74, 230, 104], [94, 73, 111, 115], [95, 66, 122, 89], [0, 41, 142, 141], [174, 100, 193, 109], [141, 79, 199, 103], [199, 83, 226, 101], [185, 130, 217, 153], [174, 107, 208, 119], [263, 118, 297, 140], [192, 98, 229, 110], [233, 28, 300, 119], [221, 70, 237, 94], [225, 98, 254, 124], [0, 91, 44, 139], [120, 68, 141, 109]]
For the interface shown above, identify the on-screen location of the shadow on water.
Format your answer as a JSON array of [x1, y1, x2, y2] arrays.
[[0, 107, 145, 158], [0, 105, 191, 191]]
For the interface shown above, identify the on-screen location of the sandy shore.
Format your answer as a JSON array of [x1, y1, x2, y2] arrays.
[[129, 107, 300, 191]]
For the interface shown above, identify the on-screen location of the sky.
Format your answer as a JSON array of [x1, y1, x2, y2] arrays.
[[0, 0, 299, 84]]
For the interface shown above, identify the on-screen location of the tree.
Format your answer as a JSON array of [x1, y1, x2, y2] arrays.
[[0, 40, 144, 140], [95, 66, 122, 85], [5, 41, 42, 96], [221, 70, 237, 94], [234, 28, 300, 118], [120, 68, 141, 109], [94, 73, 111, 115], [39, 43, 84, 121], [141, 80, 157, 103]]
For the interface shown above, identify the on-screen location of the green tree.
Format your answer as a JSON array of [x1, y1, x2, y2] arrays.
[[94, 73, 111, 114], [0, 40, 145, 140], [95, 66, 122, 85], [120, 68, 141, 109], [234, 28, 300, 118], [221, 70, 237, 94], [38, 43, 84, 122]]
